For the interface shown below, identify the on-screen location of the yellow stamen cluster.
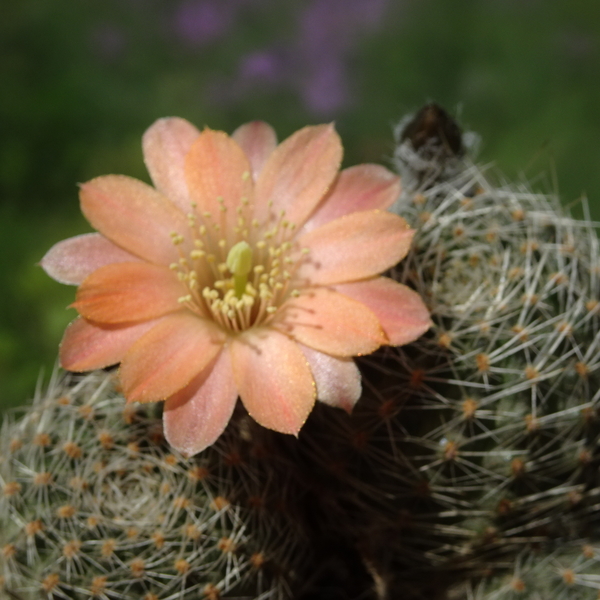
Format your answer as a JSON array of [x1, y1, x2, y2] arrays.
[[170, 190, 306, 332]]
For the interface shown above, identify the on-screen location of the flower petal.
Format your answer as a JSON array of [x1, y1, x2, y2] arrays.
[[60, 316, 159, 371], [231, 121, 277, 180], [73, 262, 185, 323], [184, 129, 253, 241], [120, 312, 226, 403], [300, 344, 361, 413], [142, 117, 200, 213], [274, 287, 385, 356], [163, 351, 238, 457], [254, 124, 342, 227], [302, 164, 401, 233], [295, 210, 414, 285], [336, 278, 432, 346], [41, 233, 140, 285], [230, 329, 315, 434], [80, 175, 190, 265]]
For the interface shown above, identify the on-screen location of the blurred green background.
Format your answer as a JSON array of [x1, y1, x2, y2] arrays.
[[1, 0, 600, 411]]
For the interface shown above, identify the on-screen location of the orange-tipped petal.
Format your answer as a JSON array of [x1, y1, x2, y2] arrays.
[[80, 175, 190, 265], [73, 262, 185, 323], [302, 164, 401, 233], [184, 129, 253, 241], [275, 287, 385, 356], [231, 121, 277, 180], [142, 117, 201, 213], [230, 329, 315, 434], [300, 344, 361, 413], [336, 278, 432, 346], [41, 233, 140, 285], [254, 124, 342, 227], [60, 316, 159, 371], [120, 312, 226, 403], [163, 351, 238, 457], [296, 210, 414, 285]]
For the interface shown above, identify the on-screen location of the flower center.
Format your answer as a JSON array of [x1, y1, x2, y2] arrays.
[[169, 192, 307, 333]]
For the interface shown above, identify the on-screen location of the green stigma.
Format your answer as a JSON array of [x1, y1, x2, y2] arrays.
[[226, 241, 253, 298]]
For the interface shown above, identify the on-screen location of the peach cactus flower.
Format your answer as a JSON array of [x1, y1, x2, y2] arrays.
[[42, 119, 431, 456]]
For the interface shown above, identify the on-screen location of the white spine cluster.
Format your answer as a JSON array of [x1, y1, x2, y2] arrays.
[[0, 370, 298, 600]]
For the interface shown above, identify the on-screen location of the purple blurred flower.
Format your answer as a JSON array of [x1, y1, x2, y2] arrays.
[[195, 0, 391, 117], [175, 0, 234, 45], [90, 24, 126, 60], [239, 51, 284, 83], [206, 49, 285, 106], [295, 0, 389, 115], [300, 0, 387, 54], [301, 58, 349, 116]]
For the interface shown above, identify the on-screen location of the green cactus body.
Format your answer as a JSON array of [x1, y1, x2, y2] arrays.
[[273, 119, 600, 596], [0, 370, 302, 600], [245, 130, 600, 597], [451, 543, 600, 600]]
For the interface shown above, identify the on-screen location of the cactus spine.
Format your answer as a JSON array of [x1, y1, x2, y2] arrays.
[[0, 370, 305, 599]]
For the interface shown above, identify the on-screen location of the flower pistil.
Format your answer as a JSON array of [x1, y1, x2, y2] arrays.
[[169, 193, 306, 334]]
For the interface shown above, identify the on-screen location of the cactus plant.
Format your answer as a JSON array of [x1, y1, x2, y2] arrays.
[[2, 107, 600, 599], [0, 369, 307, 600], [285, 105, 600, 597], [449, 543, 600, 600]]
